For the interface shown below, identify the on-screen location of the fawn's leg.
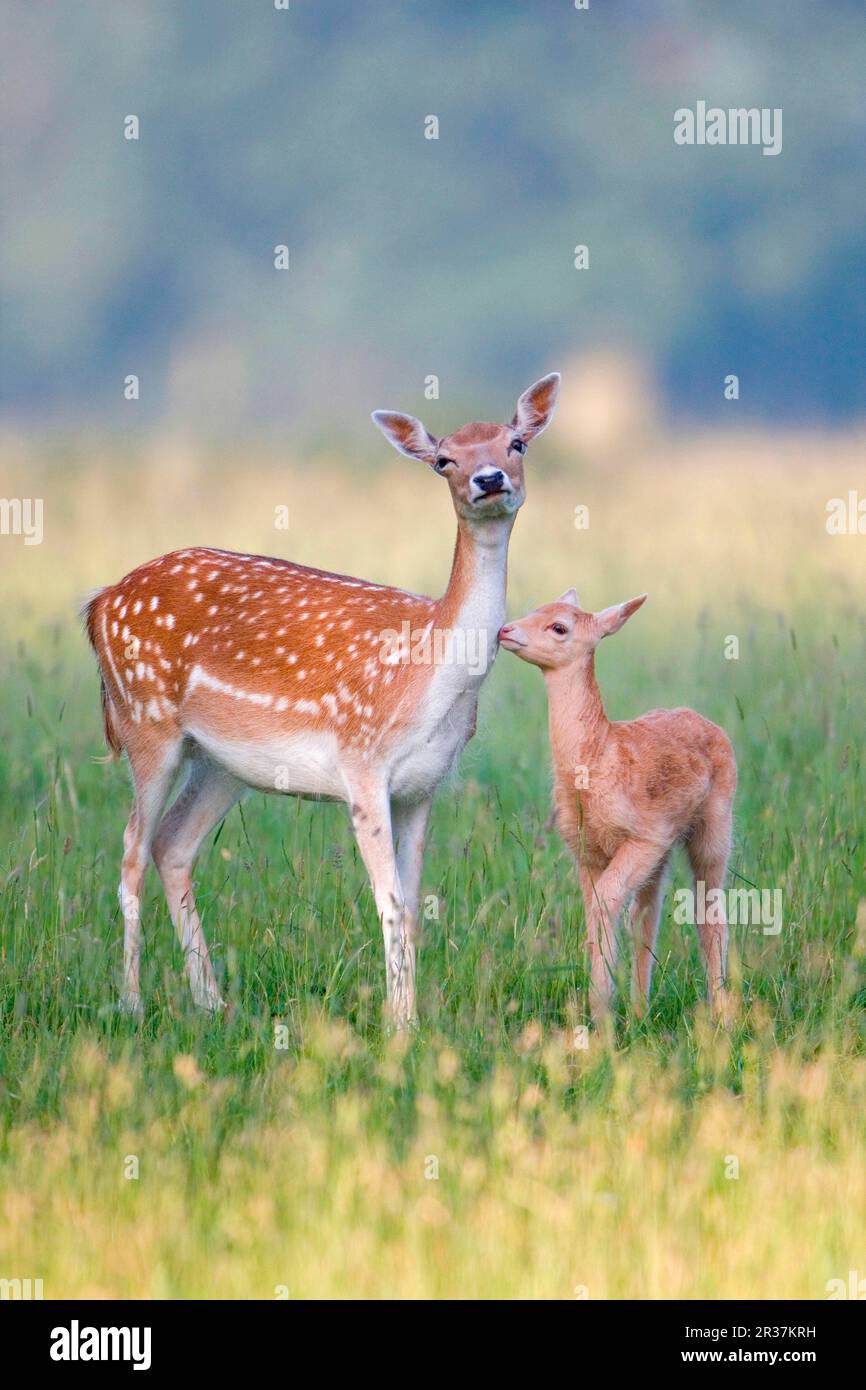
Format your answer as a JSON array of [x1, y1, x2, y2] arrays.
[[391, 796, 432, 1026], [151, 757, 245, 1012], [345, 777, 410, 1029], [581, 841, 668, 1025], [119, 737, 184, 1016], [687, 795, 734, 1021], [579, 864, 614, 1023], [629, 855, 670, 1017]]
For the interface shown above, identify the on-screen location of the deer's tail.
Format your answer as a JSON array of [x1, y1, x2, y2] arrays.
[[81, 588, 123, 760]]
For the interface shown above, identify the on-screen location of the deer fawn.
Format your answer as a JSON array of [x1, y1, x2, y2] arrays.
[[499, 590, 736, 1024], [84, 374, 560, 1025]]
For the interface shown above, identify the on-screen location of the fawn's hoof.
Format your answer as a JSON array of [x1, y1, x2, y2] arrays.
[[384, 1014, 420, 1040], [193, 991, 227, 1017]]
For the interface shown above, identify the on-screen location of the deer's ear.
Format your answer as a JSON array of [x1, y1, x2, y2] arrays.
[[512, 372, 561, 442], [371, 411, 438, 463], [556, 588, 580, 608], [594, 593, 647, 638]]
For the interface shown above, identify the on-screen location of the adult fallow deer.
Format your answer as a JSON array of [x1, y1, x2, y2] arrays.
[[84, 374, 560, 1025]]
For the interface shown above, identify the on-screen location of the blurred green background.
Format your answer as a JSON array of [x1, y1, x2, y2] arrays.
[[1, 2, 865, 1301], [2, 0, 864, 441]]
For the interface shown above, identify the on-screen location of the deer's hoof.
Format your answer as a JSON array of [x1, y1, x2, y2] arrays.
[[118, 991, 144, 1020]]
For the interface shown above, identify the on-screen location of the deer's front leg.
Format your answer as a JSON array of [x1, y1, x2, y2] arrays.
[[579, 863, 619, 1026], [390, 796, 432, 1025], [347, 781, 413, 1029], [580, 841, 667, 1025]]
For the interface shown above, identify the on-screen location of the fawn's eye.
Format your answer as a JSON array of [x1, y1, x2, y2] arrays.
[[509, 438, 526, 455], [434, 457, 454, 472], [550, 622, 568, 636]]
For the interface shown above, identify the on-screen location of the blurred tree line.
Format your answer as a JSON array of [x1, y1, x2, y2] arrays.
[[1, 0, 864, 437]]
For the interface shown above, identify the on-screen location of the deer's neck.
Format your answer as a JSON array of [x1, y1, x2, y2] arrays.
[[435, 516, 512, 675], [544, 654, 610, 775]]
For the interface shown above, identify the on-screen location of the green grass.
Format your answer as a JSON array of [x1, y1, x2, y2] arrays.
[[0, 440, 864, 1297]]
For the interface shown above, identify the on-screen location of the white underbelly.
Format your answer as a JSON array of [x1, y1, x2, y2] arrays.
[[186, 724, 346, 800]]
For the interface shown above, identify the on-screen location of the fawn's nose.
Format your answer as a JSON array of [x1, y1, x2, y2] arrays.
[[474, 469, 506, 494]]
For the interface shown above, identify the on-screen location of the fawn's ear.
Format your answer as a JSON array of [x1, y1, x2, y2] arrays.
[[595, 593, 647, 637], [512, 372, 561, 442], [556, 588, 580, 608], [371, 411, 438, 464]]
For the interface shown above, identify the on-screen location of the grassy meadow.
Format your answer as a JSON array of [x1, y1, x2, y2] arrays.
[[0, 426, 864, 1299]]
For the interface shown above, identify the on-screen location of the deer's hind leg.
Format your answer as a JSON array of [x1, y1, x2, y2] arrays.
[[581, 840, 667, 1026], [578, 834, 667, 1023], [686, 793, 734, 1022], [629, 853, 670, 1018], [152, 755, 245, 1012], [118, 732, 185, 1016]]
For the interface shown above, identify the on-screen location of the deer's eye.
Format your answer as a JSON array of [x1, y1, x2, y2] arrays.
[[510, 438, 526, 455], [550, 622, 568, 636], [434, 457, 454, 472]]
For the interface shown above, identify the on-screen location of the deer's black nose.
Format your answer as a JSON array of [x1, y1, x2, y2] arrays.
[[475, 470, 506, 493]]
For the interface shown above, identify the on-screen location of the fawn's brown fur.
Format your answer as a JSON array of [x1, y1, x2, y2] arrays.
[[500, 590, 737, 1024]]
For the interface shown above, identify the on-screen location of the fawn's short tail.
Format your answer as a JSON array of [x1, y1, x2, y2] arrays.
[[81, 589, 123, 760]]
